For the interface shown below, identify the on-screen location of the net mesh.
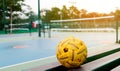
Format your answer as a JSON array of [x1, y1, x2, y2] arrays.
[[50, 16, 115, 32]]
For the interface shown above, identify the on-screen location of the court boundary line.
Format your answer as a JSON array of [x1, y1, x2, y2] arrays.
[[0, 55, 57, 71]]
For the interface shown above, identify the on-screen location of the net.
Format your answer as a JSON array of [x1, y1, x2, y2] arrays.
[[9, 23, 29, 34], [50, 16, 115, 32]]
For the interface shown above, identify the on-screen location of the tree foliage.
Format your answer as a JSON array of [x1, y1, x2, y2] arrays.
[[41, 5, 115, 22], [1, 1, 119, 30], [0, 0, 35, 30], [0, 0, 24, 17]]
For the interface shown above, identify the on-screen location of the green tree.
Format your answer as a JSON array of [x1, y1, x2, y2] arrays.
[[115, 9, 120, 21], [68, 5, 80, 19], [48, 7, 60, 20], [61, 5, 69, 19], [0, 0, 27, 30], [80, 9, 87, 18]]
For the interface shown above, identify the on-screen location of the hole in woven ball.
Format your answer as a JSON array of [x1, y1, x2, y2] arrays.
[[81, 43, 83, 46], [64, 47, 68, 53]]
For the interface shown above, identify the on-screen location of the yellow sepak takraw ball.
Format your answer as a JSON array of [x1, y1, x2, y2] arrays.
[[56, 36, 87, 68]]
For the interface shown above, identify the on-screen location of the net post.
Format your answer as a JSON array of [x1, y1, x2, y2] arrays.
[[2, 0, 7, 34], [116, 20, 119, 43], [38, 0, 41, 37], [48, 22, 51, 38], [115, 8, 119, 43]]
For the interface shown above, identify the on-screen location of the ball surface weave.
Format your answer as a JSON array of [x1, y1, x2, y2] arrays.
[[56, 36, 87, 68]]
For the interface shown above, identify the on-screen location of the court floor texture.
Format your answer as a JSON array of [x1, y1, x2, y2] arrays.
[[0, 32, 117, 70]]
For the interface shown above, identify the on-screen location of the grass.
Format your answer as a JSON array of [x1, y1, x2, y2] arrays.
[[0, 28, 38, 35], [0, 31, 5, 34]]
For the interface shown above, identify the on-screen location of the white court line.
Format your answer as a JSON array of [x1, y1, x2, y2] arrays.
[[0, 55, 57, 71]]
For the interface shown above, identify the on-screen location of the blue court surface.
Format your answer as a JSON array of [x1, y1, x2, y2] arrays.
[[0, 32, 116, 70], [0, 38, 60, 68]]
